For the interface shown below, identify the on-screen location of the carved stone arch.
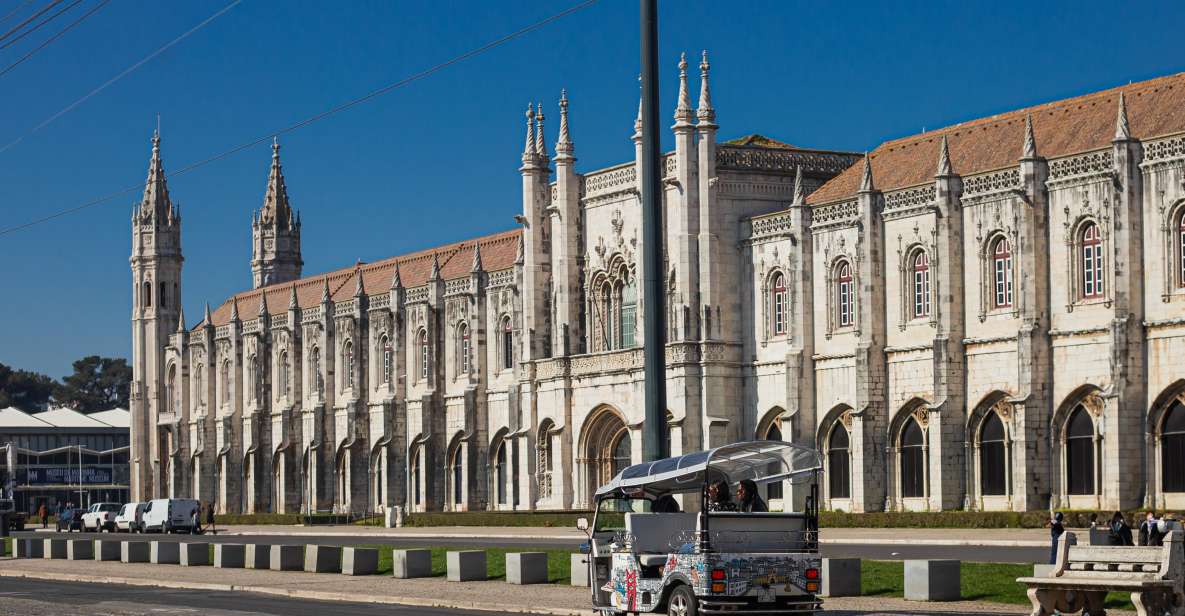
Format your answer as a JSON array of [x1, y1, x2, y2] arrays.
[[1160, 198, 1185, 300], [815, 404, 854, 454], [756, 406, 789, 441], [889, 397, 932, 445], [966, 391, 1015, 507], [577, 405, 630, 507], [897, 241, 935, 330], [1149, 380, 1185, 436], [888, 397, 932, 508], [825, 253, 856, 337], [762, 267, 792, 342], [1051, 384, 1106, 507]]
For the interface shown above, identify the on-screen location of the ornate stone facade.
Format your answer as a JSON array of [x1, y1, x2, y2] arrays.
[[130, 62, 1185, 513]]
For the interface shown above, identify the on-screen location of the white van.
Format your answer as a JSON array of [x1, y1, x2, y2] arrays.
[[141, 499, 201, 533], [114, 502, 148, 532]]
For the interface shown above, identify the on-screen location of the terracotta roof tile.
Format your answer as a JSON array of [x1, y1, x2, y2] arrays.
[[807, 72, 1185, 205], [202, 228, 521, 327]]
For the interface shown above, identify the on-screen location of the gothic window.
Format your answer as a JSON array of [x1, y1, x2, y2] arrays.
[[1066, 405, 1096, 495], [501, 317, 514, 370], [159, 282, 167, 309], [1175, 210, 1185, 289], [763, 421, 784, 501], [449, 445, 463, 507], [279, 351, 290, 398], [1080, 222, 1105, 299], [836, 261, 854, 327], [410, 447, 422, 507], [380, 335, 391, 384], [220, 360, 230, 405], [194, 363, 204, 406], [536, 422, 553, 500], [991, 236, 1014, 308], [457, 323, 470, 376], [246, 354, 256, 403], [165, 365, 176, 414], [418, 330, 429, 381], [770, 272, 788, 336], [494, 440, 507, 505], [979, 412, 1007, 496], [600, 281, 615, 351], [899, 417, 926, 498], [310, 346, 323, 398], [912, 250, 931, 319], [827, 422, 850, 499], [1163, 401, 1185, 492], [143, 281, 152, 308], [342, 340, 354, 391], [611, 429, 632, 477], [621, 278, 637, 348]]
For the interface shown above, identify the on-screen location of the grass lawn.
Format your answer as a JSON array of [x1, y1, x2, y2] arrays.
[[2, 536, 10, 557], [860, 561, 1135, 610]]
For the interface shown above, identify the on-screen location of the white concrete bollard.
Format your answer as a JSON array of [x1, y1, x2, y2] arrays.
[[270, 544, 303, 571], [43, 538, 67, 559], [121, 541, 150, 563], [570, 553, 590, 587], [151, 541, 180, 564], [304, 545, 342, 573], [393, 548, 432, 578], [342, 547, 379, 576], [95, 540, 121, 561], [17, 538, 44, 558], [820, 558, 861, 597], [505, 552, 548, 585], [904, 559, 960, 602], [245, 544, 271, 569], [67, 539, 94, 560], [447, 550, 486, 582], [215, 544, 246, 568], [180, 542, 210, 566]]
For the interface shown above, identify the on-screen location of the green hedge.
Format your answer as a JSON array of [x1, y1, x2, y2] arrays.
[[821, 510, 1151, 529], [403, 511, 597, 528]]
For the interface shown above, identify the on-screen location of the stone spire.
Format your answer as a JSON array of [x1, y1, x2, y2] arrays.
[[535, 103, 547, 161], [429, 253, 441, 281], [203, 302, 212, 326], [321, 276, 330, 303], [555, 89, 574, 160], [288, 285, 298, 309], [389, 263, 402, 290], [859, 153, 875, 192], [471, 242, 483, 273], [696, 50, 715, 125], [1022, 114, 1038, 159], [1115, 92, 1132, 141], [259, 137, 293, 225], [633, 75, 643, 142], [230, 297, 240, 322], [673, 52, 694, 127], [353, 267, 364, 298], [257, 292, 268, 318], [515, 234, 525, 265], [521, 104, 536, 165], [791, 165, 806, 206], [176, 305, 186, 333], [936, 135, 953, 177], [138, 128, 175, 223]]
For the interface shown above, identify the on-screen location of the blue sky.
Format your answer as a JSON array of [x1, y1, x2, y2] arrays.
[[1, 0, 1183, 379]]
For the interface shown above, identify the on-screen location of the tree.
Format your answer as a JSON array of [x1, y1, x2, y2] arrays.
[[0, 363, 56, 411], [54, 356, 132, 413]]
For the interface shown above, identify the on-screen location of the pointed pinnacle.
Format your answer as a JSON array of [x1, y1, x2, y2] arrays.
[[556, 89, 574, 159], [696, 50, 715, 125], [429, 253, 441, 280], [288, 285, 298, 309], [390, 263, 402, 290], [176, 305, 186, 333], [1115, 92, 1132, 141], [471, 243, 483, 273], [522, 104, 536, 162], [674, 52, 693, 125], [203, 302, 212, 326], [1022, 114, 1038, 159], [936, 135, 952, 177], [257, 293, 268, 317], [859, 153, 875, 192], [321, 277, 330, 303], [791, 166, 805, 206], [515, 234, 525, 265], [230, 297, 240, 322], [633, 74, 643, 142], [353, 267, 364, 297], [535, 103, 547, 160]]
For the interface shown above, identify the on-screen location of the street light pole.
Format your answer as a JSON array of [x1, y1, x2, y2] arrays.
[[639, 0, 668, 462]]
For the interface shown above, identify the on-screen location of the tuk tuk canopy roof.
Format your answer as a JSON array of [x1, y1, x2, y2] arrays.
[[594, 440, 823, 498]]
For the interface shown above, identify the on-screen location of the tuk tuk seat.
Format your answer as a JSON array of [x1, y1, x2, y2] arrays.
[[625, 512, 698, 561], [707, 513, 807, 552]]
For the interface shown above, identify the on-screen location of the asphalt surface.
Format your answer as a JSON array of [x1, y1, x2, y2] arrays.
[[10, 528, 1048, 563], [0, 578, 515, 616]]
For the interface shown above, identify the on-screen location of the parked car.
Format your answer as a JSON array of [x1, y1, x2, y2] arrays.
[[114, 502, 148, 533], [0, 499, 26, 530], [141, 498, 201, 534], [55, 508, 84, 532], [81, 502, 121, 532]]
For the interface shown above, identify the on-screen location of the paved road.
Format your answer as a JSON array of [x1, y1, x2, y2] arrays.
[[11, 528, 1046, 563], [0, 578, 514, 616]]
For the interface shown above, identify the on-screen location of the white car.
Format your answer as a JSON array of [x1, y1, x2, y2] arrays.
[[81, 502, 121, 532], [141, 498, 201, 534], [114, 502, 148, 533]]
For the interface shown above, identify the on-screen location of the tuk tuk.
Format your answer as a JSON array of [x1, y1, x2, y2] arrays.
[[578, 441, 824, 616]]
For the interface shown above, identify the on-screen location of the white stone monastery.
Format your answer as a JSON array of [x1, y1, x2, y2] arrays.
[[130, 54, 1185, 514]]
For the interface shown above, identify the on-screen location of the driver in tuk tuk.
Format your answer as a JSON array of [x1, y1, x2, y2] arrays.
[[736, 479, 768, 513]]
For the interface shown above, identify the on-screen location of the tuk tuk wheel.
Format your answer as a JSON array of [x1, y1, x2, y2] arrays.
[[666, 585, 697, 616]]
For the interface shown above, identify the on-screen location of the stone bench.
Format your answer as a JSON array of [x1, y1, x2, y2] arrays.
[[393, 549, 432, 578], [95, 540, 121, 561], [246, 544, 271, 569], [1018, 530, 1184, 616], [215, 543, 246, 568], [570, 553, 590, 587], [304, 545, 342, 573], [67, 539, 93, 560], [904, 559, 960, 601], [270, 544, 303, 571], [505, 552, 548, 584], [43, 538, 67, 559], [121, 541, 150, 563], [342, 547, 378, 576], [821, 558, 861, 597], [447, 550, 486, 582], [151, 541, 180, 564], [180, 542, 210, 566]]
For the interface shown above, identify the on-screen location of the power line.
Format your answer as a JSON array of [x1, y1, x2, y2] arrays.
[[0, 0, 241, 154], [0, 0, 599, 238], [0, 0, 107, 78], [0, 1, 36, 28], [0, 0, 80, 51], [0, 0, 61, 44]]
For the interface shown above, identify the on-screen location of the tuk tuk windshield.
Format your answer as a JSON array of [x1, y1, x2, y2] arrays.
[[593, 496, 651, 534]]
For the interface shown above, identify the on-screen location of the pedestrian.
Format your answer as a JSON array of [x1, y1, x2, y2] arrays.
[[190, 504, 201, 535], [1141, 511, 1163, 547], [206, 502, 216, 535], [37, 503, 47, 529], [1048, 511, 1065, 564], [1088, 512, 1099, 528], [1109, 511, 1134, 546], [736, 479, 768, 513]]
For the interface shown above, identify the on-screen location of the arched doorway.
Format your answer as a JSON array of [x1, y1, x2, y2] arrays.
[[579, 407, 630, 506], [1161, 399, 1185, 494], [1065, 405, 1097, 497]]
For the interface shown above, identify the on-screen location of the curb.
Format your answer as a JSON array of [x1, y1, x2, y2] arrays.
[[822, 538, 1047, 548], [0, 568, 593, 616]]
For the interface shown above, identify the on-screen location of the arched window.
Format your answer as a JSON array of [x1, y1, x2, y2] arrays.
[[827, 423, 850, 499], [494, 441, 507, 505], [380, 335, 391, 384], [450, 446, 463, 507], [980, 412, 1007, 496], [457, 324, 470, 375], [1066, 406, 1096, 495], [601, 281, 615, 351], [501, 317, 514, 370], [611, 429, 631, 477], [537, 423, 553, 500], [165, 365, 176, 414], [770, 272, 788, 335], [279, 351, 290, 398], [310, 346, 323, 398], [220, 360, 230, 405], [836, 261, 854, 327], [1081, 223, 1104, 299], [912, 250, 930, 318], [194, 363, 204, 406], [143, 281, 152, 308], [1178, 213, 1185, 288], [245, 354, 256, 403], [1163, 401, 1185, 493], [991, 237, 1013, 308], [410, 447, 422, 507], [763, 422, 784, 501], [418, 330, 429, 381], [900, 417, 925, 498], [343, 341, 354, 391], [159, 282, 167, 309], [621, 278, 637, 348]]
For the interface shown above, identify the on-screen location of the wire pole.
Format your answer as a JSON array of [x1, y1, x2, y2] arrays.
[[639, 0, 667, 462]]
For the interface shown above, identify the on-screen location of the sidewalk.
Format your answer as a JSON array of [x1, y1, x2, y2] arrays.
[[0, 557, 1109, 615]]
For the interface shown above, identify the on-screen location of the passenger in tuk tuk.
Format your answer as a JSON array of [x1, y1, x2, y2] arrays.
[[737, 479, 768, 513], [652, 494, 680, 513], [706, 479, 736, 511]]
